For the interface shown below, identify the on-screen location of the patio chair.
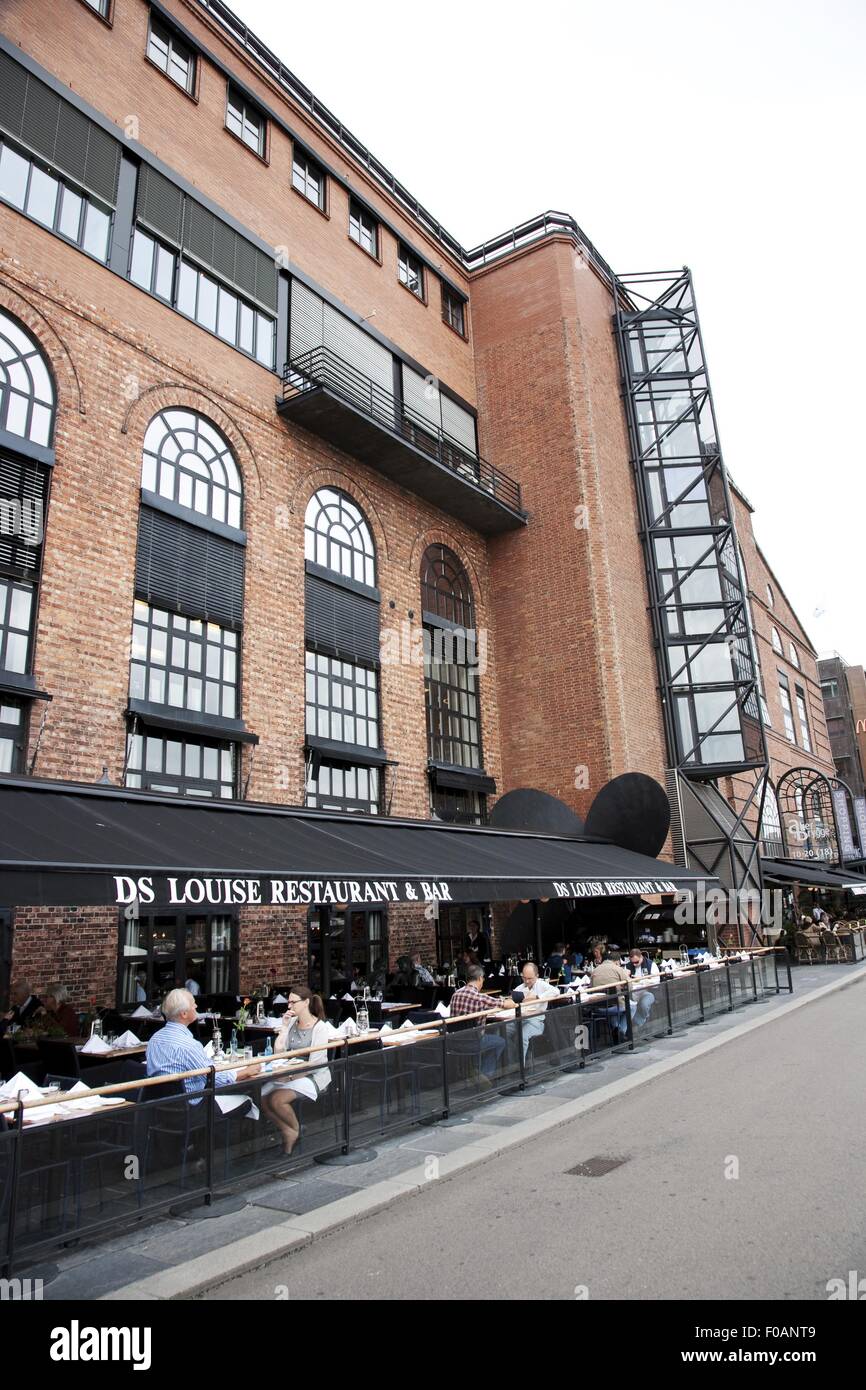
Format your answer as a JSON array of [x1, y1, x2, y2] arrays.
[[37, 1038, 81, 1080], [794, 931, 820, 965], [820, 929, 845, 964]]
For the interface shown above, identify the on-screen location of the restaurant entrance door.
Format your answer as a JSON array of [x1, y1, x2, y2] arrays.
[[307, 906, 388, 995], [436, 903, 490, 968], [116, 910, 239, 1007]]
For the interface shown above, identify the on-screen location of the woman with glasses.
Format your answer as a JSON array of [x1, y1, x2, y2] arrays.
[[261, 986, 335, 1154]]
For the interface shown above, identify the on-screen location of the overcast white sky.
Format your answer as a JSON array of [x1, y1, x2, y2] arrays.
[[231, 0, 864, 665]]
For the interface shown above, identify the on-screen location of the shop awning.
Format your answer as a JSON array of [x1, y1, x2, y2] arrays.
[[0, 777, 713, 908], [760, 858, 866, 892]]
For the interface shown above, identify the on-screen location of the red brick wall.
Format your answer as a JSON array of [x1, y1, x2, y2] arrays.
[[2, 0, 477, 404], [471, 238, 668, 817], [10, 906, 118, 1008]]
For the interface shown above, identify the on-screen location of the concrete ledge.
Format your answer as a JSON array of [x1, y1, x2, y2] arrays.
[[101, 965, 866, 1301]]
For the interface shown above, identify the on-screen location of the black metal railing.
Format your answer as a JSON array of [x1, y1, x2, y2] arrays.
[[281, 347, 523, 515], [0, 951, 794, 1275]]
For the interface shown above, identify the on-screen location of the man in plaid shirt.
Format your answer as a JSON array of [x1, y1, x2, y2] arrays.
[[449, 966, 516, 1081]]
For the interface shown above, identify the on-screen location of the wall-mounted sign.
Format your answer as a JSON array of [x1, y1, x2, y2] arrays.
[[831, 788, 858, 861]]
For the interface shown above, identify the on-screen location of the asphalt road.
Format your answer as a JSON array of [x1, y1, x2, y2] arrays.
[[204, 978, 866, 1300]]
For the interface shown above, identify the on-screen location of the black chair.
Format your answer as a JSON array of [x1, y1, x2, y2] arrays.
[[0, 1037, 17, 1081], [36, 1038, 81, 1080]]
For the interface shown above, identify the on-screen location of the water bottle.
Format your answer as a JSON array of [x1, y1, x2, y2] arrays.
[[212, 1023, 222, 1058], [357, 991, 369, 1033], [256, 1000, 265, 1023], [263, 1035, 273, 1072], [230, 1027, 238, 1055], [90, 1016, 103, 1040]]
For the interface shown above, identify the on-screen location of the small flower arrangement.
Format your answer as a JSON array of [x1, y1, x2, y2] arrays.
[[235, 998, 251, 1039]]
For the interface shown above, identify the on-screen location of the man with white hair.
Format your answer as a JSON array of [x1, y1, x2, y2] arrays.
[[512, 961, 559, 1061], [146, 988, 257, 1095]]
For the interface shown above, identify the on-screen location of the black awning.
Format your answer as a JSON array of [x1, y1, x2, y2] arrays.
[[761, 858, 864, 890], [0, 777, 712, 908]]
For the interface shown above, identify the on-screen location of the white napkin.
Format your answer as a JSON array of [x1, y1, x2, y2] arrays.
[[131, 1005, 152, 1019], [434, 1001, 450, 1017], [263, 1017, 283, 1028], [379, 1023, 392, 1034], [342, 992, 354, 1001], [499, 965, 505, 976], [0, 1071, 43, 1101], [272, 993, 287, 1004], [216, 1094, 260, 1121], [338, 1018, 360, 1037], [113, 1030, 141, 1048], [204, 1040, 215, 1058], [80, 1035, 111, 1054], [399, 1018, 418, 1030]]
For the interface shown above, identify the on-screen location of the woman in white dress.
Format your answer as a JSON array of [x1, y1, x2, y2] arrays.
[[261, 987, 335, 1154]]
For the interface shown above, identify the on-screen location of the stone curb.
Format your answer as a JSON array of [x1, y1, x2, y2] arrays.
[[101, 964, 866, 1300]]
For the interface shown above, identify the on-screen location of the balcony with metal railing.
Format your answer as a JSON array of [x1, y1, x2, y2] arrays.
[[278, 347, 525, 533]]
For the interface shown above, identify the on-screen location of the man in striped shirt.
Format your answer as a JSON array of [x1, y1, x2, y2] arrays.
[[146, 988, 258, 1097]]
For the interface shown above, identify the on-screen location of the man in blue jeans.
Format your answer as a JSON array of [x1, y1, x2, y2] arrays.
[[448, 966, 515, 1083]]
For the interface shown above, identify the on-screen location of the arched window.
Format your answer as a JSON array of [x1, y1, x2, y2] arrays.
[[128, 410, 247, 800], [771, 626, 783, 655], [0, 310, 55, 446], [421, 544, 475, 629], [766, 583, 774, 607], [421, 545, 488, 824], [304, 488, 381, 816], [0, 313, 55, 773], [141, 409, 243, 529], [304, 488, 375, 587], [760, 782, 783, 853], [789, 643, 800, 669]]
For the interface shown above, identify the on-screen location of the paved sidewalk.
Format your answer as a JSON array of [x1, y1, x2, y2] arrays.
[[18, 960, 863, 1301]]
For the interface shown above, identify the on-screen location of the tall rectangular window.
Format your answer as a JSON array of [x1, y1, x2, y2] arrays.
[[349, 200, 378, 257], [0, 700, 24, 774], [129, 601, 238, 719], [147, 17, 196, 95], [442, 284, 466, 336], [226, 85, 266, 157], [0, 579, 33, 674], [425, 641, 482, 770], [292, 150, 326, 210], [305, 652, 378, 748], [778, 673, 796, 744], [795, 686, 812, 753]]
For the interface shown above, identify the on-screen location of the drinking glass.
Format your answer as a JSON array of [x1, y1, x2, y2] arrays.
[[244, 1046, 253, 1062]]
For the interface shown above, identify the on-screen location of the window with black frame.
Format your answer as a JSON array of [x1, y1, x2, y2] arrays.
[[127, 409, 246, 799], [303, 488, 383, 813], [118, 909, 237, 1006], [0, 700, 24, 774], [0, 310, 54, 764], [421, 545, 487, 823]]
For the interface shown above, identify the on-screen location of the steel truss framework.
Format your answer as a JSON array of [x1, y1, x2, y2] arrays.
[[614, 269, 771, 924]]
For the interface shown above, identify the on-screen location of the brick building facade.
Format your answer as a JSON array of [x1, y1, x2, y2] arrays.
[[0, 0, 854, 1009]]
